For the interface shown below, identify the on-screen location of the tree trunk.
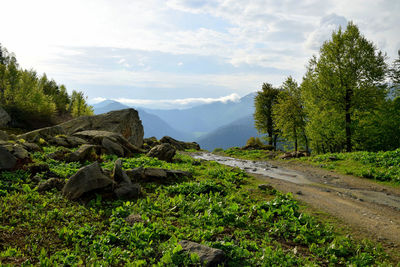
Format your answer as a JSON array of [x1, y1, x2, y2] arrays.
[[293, 126, 298, 152], [273, 134, 277, 150], [345, 88, 352, 152]]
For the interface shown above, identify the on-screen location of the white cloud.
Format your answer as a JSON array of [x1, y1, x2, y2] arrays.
[[0, 0, 399, 102], [91, 97, 107, 104], [113, 93, 241, 109]]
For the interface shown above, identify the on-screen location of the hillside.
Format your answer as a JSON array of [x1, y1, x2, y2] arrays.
[[197, 115, 260, 151], [145, 93, 255, 134]]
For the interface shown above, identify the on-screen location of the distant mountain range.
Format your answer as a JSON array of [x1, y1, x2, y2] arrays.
[[92, 93, 260, 151]]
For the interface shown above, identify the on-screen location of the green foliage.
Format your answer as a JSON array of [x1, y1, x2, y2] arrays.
[[272, 76, 307, 152], [0, 43, 92, 126], [0, 150, 391, 265], [69, 90, 94, 117], [223, 147, 278, 161], [254, 83, 280, 147], [300, 148, 400, 183], [301, 22, 387, 153]]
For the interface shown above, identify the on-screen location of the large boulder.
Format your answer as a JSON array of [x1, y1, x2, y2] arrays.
[[73, 130, 144, 156], [146, 143, 176, 162], [0, 146, 17, 170], [62, 162, 114, 200], [160, 136, 200, 151], [0, 107, 11, 127], [178, 240, 225, 267], [17, 109, 144, 147], [126, 167, 192, 183]]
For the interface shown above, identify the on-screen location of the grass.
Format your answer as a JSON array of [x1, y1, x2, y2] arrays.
[[217, 147, 279, 161], [297, 149, 400, 184], [0, 147, 393, 265]]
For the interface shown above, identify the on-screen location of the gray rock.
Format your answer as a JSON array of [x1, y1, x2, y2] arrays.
[[17, 109, 144, 147], [0, 146, 17, 170], [62, 162, 114, 200], [49, 136, 70, 147], [126, 167, 192, 183], [38, 178, 66, 192], [114, 183, 141, 200], [146, 143, 176, 162], [65, 144, 100, 163], [102, 137, 124, 157], [12, 145, 29, 160], [112, 159, 130, 184], [112, 159, 141, 199], [48, 148, 71, 161], [160, 136, 200, 151], [21, 142, 42, 152], [73, 130, 144, 156], [0, 107, 11, 127], [178, 240, 225, 267]]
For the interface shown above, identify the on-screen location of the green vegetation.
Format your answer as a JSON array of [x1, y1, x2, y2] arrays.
[[0, 149, 391, 265], [298, 148, 400, 184], [0, 44, 93, 128], [254, 22, 400, 154]]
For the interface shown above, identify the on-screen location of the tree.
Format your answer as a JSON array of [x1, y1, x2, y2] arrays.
[[254, 83, 280, 148], [273, 77, 307, 152], [69, 90, 93, 117], [301, 22, 387, 153], [389, 50, 400, 97]]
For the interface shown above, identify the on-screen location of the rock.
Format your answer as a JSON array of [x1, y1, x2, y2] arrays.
[[114, 183, 141, 200], [24, 162, 50, 176], [17, 125, 64, 143], [258, 184, 274, 191], [11, 145, 29, 160], [125, 214, 144, 225], [279, 151, 308, 159], [0, 107, 11, 127], [17, 109, 144, 147], [126, 167, 192, 183], [144, 168, 168, 179], [38, 178, 66, 192], [142, 137, 160, 149], [112, 159, 141, 199], [64, 136, 88, 147], [178, 240, 225, 267], [146, 143, 176, 162], [73, 130, 144, 156], [62, 162, 114, 200], [20, 142, 42, 152], [0, 146, 17, 170], [49, 136, 70, 147], [60, 109, 143, 146], [65, 144, 100, 163], [0, 130, 9, 141], [112, 159, 130, 184], [48, 147, 71, 161], [102, 137, 124, 157], [160, 136, 200, 151]]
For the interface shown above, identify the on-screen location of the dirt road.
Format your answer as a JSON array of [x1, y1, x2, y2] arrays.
[[193, 152, 400, 257]]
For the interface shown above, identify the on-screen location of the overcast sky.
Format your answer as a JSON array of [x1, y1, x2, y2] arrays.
[[1, 0, 399, 109]]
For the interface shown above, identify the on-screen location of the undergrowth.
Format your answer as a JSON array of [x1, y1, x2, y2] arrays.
[[0, 147, 391, 265]]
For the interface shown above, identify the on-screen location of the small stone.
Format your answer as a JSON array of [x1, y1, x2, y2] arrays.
[[178, 240, 225, 267], [125, 214, 144, 225], [296, 191, 303, 195], [258, 184, 273, 191]]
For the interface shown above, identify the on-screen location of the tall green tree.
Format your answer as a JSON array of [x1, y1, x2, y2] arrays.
[[69, 90, 93, 117], [272, 77, 307, 152], [254, 83, 280, 148], [302, 22, 387, 152], [389, 50, 400, 97]]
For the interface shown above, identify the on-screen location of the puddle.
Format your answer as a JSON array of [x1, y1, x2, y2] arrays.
[[193, 152, 311, 185]]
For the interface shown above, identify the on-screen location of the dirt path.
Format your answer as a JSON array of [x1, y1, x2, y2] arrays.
[[193, 152, 400, 257]]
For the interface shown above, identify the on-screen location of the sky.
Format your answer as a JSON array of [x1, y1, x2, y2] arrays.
[[0, 0, 399, 109]]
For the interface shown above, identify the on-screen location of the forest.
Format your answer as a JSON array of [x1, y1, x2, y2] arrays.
[[0, 44, 92, 129], [254, 22, 400, 154]]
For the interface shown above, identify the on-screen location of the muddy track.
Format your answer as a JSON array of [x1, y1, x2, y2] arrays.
[[193, 152, 400, 256]]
